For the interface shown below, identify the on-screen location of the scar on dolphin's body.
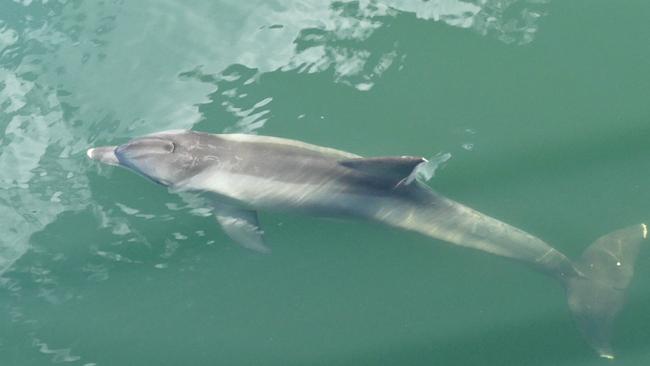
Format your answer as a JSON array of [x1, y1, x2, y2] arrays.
[[87, 130, 647, 359]]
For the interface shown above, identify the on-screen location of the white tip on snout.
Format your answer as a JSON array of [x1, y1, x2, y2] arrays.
[[86, 146, 120, 166]]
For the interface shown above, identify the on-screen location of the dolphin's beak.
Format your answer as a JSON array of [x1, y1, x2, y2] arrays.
[[87, 146, 120, 166]]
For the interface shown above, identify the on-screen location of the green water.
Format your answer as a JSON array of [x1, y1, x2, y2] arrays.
[[1, 0, 649, 365]]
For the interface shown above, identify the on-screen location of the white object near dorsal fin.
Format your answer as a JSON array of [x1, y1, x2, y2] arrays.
[[214, 205, 270, 253], [402, 152, 452, 185], [339, 153, 451, 187]]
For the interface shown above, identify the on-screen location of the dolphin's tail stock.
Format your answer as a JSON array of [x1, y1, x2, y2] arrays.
[[386, 192, 647, 358], [565, 223, 647, 359]]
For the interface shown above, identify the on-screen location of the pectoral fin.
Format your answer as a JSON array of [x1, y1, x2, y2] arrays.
[[214, 206, 270, 253]]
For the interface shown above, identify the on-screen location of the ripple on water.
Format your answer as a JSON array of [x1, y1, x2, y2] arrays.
[[0, 0, 551, 364], [0, 0, 550, 312]]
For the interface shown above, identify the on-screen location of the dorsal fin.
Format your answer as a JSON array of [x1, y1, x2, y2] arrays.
[[338, 156, 426, 184]]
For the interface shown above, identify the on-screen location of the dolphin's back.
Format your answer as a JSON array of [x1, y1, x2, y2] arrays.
[[217, 134, 361, 160], [211, 133, 361, 186], [174, 132, 431, 214]]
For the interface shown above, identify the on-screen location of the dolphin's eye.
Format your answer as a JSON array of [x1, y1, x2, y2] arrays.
[[151, 139, 174, 153]]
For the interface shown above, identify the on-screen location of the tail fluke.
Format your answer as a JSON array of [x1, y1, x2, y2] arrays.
[[387, 188, 646, 358], [566, 223, 648, 359]]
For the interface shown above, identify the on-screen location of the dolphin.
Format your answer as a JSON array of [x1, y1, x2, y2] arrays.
[[87, 129, 646, 358]]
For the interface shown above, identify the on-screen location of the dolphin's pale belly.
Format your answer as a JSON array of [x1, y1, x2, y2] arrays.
[[179, 166, 393, 218]]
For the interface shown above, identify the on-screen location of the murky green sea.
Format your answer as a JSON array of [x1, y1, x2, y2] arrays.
[[1, 1, 650, 365]]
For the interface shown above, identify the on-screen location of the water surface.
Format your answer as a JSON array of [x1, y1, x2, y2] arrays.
[[1, 1, 650, 365]]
